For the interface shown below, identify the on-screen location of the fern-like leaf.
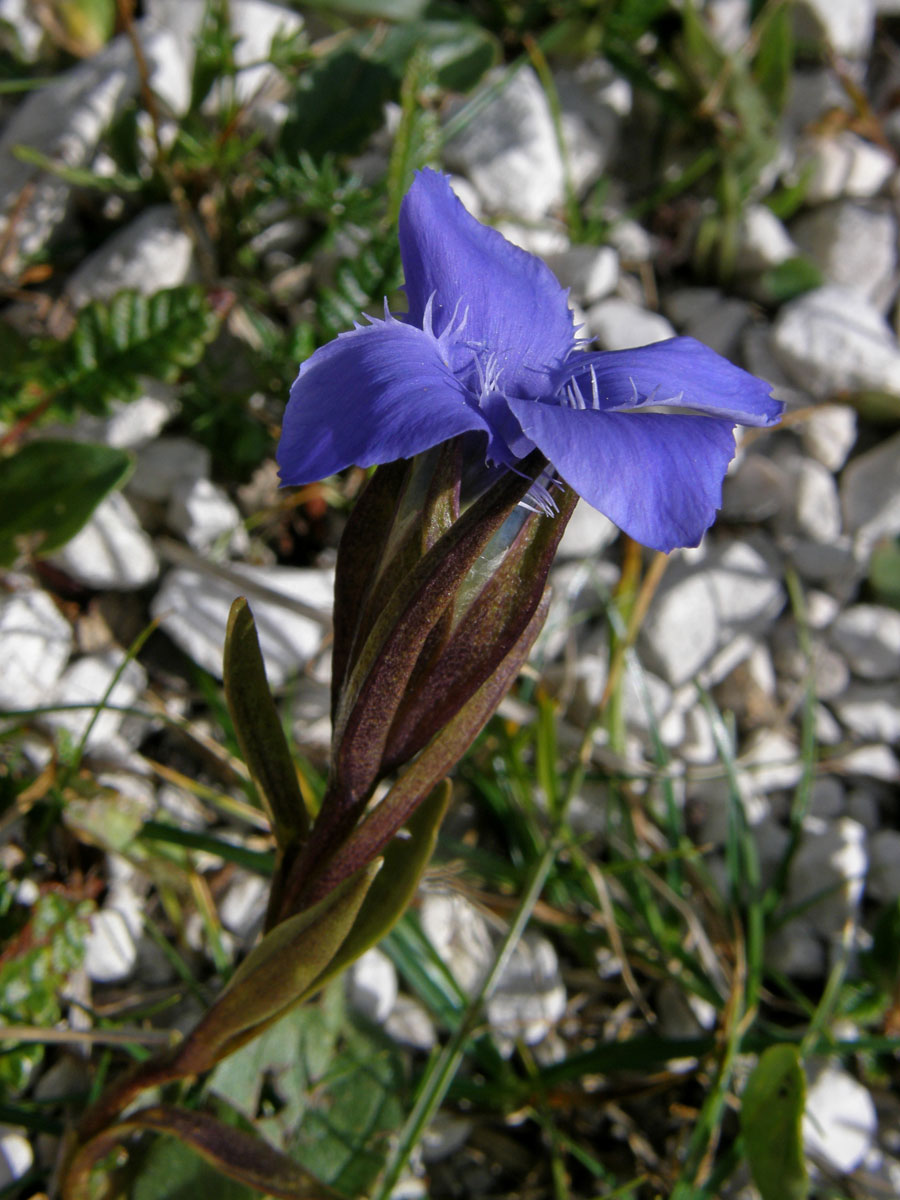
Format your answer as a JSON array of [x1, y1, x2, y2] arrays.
[[1, 286, 221, 426]]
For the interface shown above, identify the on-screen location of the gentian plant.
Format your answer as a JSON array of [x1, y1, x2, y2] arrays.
[[61, 170, 782, 1200]]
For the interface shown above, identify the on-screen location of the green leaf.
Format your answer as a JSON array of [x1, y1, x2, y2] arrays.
[[297, 0, 428, 15], [208, 993, 344, 1142], [8, 288, 221, 428], [846, 390, 900, 424], [131, 1127, 255, 1200], [868, 538, 900, 608], [755, 256, 822, 303], [299, 780, 451, 999], [288, 1018, 406, 1196], [54, 0, 116, 53], [740, 1044, 809, 1200], [173, 863, 380, 1074], [224, 598, 310, 852], [0, 440, 133, 567], [79, 1104, 342, 1200], [862, 897, 900, 990], [281, 49, 398, 161], [374, 20, 499, 93], [752, 0, 793, 114]]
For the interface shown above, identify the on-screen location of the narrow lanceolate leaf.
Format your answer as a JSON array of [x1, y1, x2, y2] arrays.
[[381, 485, 577, 770], [330, 441, 461, 724], [0, 440, 133, 567], [173, 863, 380, 1075], [224, 598, 309, 851], [63, 1104, 342, 1200], [294, 780, 450, 992], [14, 287, 220, 423], [331, 451, 544, 808], [740, 1044, 809, 1200], [303, 593, 550, 906]]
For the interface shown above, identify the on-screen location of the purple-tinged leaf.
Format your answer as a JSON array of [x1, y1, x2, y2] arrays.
[[63, 1104, 341, 1200], [224, 598, 309, 853], [173, 862, 379, 1075], [302, 592, 550, 905], [330, 442, 461, 724], [381, 486, 577, 769]]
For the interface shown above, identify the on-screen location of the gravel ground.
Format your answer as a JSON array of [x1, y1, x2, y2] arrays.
[[2, 1, 900, 1196]]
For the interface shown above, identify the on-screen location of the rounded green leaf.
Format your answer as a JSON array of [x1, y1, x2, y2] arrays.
[[740, 1044, 809, 1200], [0, 440, 133, 567]]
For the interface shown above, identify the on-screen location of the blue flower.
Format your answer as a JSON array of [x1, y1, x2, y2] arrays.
[[278, 169, 783, 552]]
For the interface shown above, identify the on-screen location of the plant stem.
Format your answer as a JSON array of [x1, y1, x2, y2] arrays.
[[372, 836, 561, 1200]]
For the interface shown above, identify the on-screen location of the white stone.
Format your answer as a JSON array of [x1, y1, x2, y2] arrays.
[[772, 286, 900, 399], [803, 1064, 877, 1174], [420, 1115, 474, 1164], [556, 499, 618, 558], [720, 454, 789, 522], [809, 641, 851, 701], [621, 661, 672, 735], [816, 700, 846, 743], [206, 0, 303, 114], [656, 980, 717, 1039], [218, 872, 269, 940], [867, 829, 900, 903], [706, 0, 751, 53], [844, 788, 878, 831], [65, 206, 196, 307], [740, 729, 803, 793], [128, 437, 212, 502], [385, 995, 437, 1051], [765, 917, 825, 978], [736, 204, 797, 271], [0, 25, 183, 267], [55, 383, 179, 450], [806, 589, 841, 630], [0, 1127, 33, 1188], [347, 947, 398, 1026], [640, 570, 718, 686], [0, 0, 43, 59], [486, 934, 566, 1053], [444, 68, 566, 221], [830, 605, 900, 679], [555, 77, 610, 195], [151, 562, 332, 686], [607, 215, 656, 262], [495, 221, 570, 258], [682, 296, 753, 359], [706, 540, 785, 635], [787, 817, 867, 939], [0, 588, 73, 711], [47, 491, 159, 590], [793, 0, 875, 58], [785, 69, 852, 133], [420, 892, 493, 995], [790, 536, 860, 590], [800, 405, 857, 471], [841, 430, 900, 551], [832, 683, 900, 742], [781, 456, 843, 542], [166, 477, 248, 555], [542, 245, 619, 305], [84, 907, 138, 983], [555, 62, 628, 188], [796, 133, 894, 204], [43, 651, 148, 753], [836, 743, 900, 782], [789, 202, 896, 308], [586, 298, 676, 349]]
